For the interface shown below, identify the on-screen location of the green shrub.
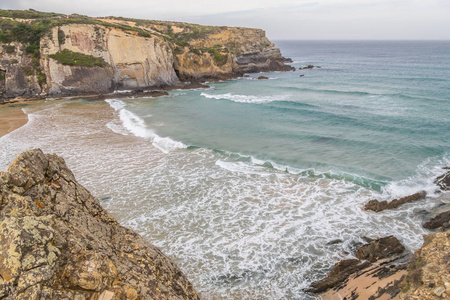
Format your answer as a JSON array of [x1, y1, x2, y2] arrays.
[[58, 28, 66, 44], [50, 49, 108, 67], [11, 58, 18, 64], [5, 45, 15, 53], [0, 73, 5, 80]]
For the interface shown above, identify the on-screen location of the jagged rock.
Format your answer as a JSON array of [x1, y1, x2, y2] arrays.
[[307, 236, 407, 296], [301, 65, 315, 69], [435, 169, 450, 191], [0, 149, 199, 300], [306, 259, 371, 293], [356, 236, 405, 263], [257, 76, 269, 80], [364, 191, 427, 212], [423, 210, 450, 230], [299, 74, 305, 77]]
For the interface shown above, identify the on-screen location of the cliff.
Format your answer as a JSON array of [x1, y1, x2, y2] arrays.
[[0, 9, 293, 99], [0, 149, 199, 299]]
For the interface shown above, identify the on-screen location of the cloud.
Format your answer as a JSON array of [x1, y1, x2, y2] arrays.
[[0, 0, 449, 39]]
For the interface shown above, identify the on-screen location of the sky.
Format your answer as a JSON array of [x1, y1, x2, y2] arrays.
[[1, 0, 449, 40]]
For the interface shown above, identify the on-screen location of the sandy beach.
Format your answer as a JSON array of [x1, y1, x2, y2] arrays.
[[0, 105, 29, 137]]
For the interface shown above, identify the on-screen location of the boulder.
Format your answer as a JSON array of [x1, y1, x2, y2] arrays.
[[257, 76, 269, 80], [0, 149, 199, 300]]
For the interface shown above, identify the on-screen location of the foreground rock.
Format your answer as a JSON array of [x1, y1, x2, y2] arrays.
[[308, 236, 409, 299], [364, 191, 427, 212], [399, 231, 450, 299], [0, 149, 199, 299]]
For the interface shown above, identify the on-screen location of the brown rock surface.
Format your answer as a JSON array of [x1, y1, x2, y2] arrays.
[[0, 149, 199, 300], [308, 236, 408, 299], [399, 231, 450, 300], [364, 191, 427, 212], [356, 236, 406, 263], [423, 210, 450, 230]]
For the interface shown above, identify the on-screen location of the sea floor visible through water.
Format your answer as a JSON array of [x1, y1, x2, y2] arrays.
[[1, 40, 449, 299]]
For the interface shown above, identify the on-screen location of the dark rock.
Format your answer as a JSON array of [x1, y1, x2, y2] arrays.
[[302, 65, 315, 69], [307, 259, 371, 293], [257, 76, 269, 80], [435, 170, 450, 191], [308, 236, 406, 295], [299, 74, 305, 77], [423, 210, 450, 229], [0, 149, 199, 300], [364, 191, 427, 212], [326, 239, 343, 245], [355, 236, 405, 263]]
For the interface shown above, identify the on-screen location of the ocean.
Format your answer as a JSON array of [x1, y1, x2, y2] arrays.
[[1, 40, 449, 299]]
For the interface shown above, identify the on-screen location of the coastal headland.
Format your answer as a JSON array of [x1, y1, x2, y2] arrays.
[[0, 9, 293, 102]]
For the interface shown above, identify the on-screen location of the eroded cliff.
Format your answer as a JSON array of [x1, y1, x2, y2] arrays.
[[0, 9, 293, 99], [0, 149, 199, 299]]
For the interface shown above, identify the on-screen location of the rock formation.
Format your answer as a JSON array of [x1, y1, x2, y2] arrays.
[[307, 236, 409, 299], [0, 149, 199, 299], [0, 10, 294, 99], [364, 191, 427, 212]]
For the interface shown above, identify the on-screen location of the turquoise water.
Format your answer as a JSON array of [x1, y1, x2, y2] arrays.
[[124, 41, 450, 181], [1, 41, 449, 299]]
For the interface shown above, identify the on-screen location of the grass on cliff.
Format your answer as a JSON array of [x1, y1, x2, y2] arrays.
[[50, 49, 109, 68]]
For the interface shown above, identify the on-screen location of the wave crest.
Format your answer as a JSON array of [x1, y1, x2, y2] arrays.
[[105, 99, 187, 153], [201, 92, 289, 104]]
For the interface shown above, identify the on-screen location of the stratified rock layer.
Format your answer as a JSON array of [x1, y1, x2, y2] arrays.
[[0, 149, 199, 300]]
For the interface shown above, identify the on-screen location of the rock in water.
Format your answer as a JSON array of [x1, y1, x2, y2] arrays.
[[364, 191, 427, 212], [0, 149, 199, 300], [435, 169, 450, 191]]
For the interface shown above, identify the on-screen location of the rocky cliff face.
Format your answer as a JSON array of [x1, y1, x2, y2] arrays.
[[0, 42, 42, 98], [0, 149, 199, 299], [0, 10, 293, 99], [40, 24, 180, 95]]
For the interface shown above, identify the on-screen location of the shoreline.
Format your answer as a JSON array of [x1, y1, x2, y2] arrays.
[[0, 104, 29, 137], [0, 82, 211, 137]]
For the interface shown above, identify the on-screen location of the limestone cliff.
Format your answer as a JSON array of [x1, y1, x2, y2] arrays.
[[0, 10, 293, 99], [40, 24, 180, 95], [0, 149, 199, 299]]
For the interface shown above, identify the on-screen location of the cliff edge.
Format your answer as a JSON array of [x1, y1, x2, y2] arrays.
[[0, 149, 199, 299]]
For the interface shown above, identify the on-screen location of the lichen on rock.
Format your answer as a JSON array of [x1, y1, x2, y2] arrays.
[[0, 149, 199, 299]]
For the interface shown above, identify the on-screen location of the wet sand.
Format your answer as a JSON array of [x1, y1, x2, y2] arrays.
[[0, 105, 29, 137]]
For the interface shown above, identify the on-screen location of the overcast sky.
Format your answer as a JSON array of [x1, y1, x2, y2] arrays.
[[1, 0, 449, 40]]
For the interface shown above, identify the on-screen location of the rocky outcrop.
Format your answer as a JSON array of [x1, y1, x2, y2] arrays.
[[307, 236, 408, 298], [0, 149, 199, 299], [365, 191, 427, 212], [423, 211, 450, 230]]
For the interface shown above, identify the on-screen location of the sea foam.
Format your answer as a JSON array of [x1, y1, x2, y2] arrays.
[[105, 99, 187, 153], [201, 92, 289, 104]]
